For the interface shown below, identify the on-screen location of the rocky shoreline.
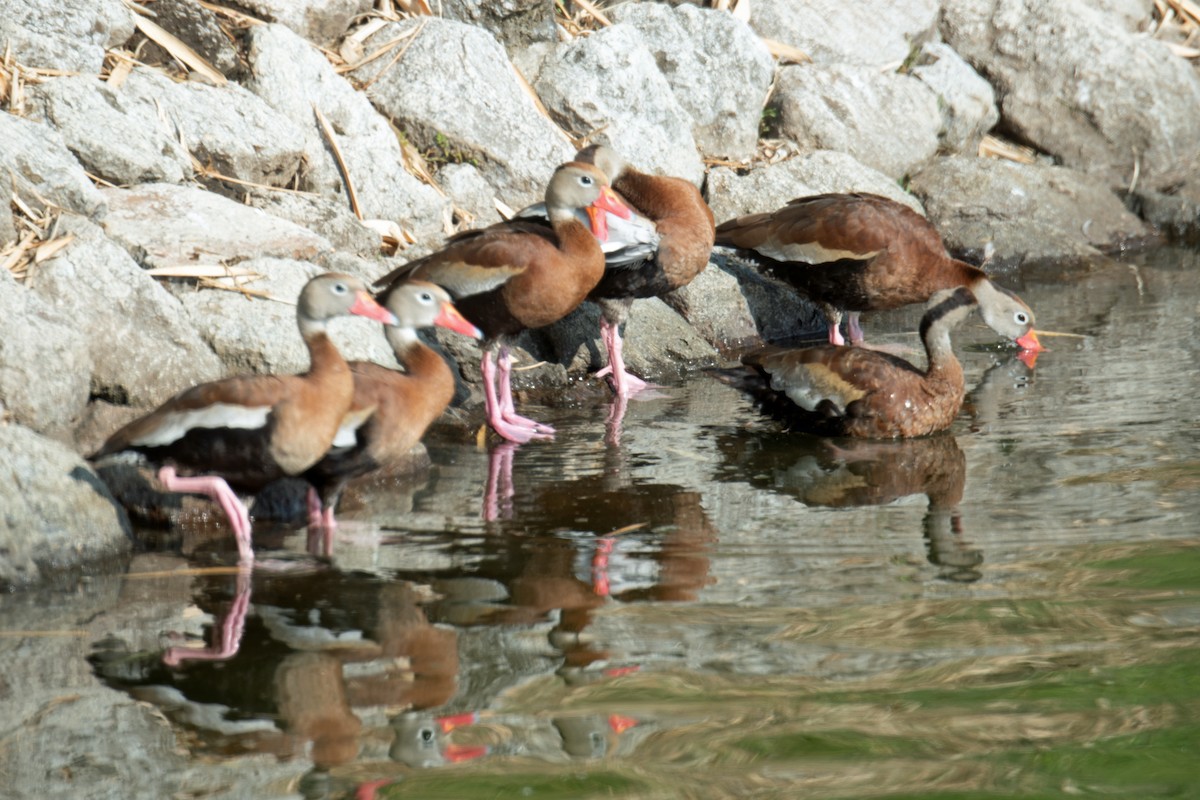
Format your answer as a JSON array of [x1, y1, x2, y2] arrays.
[[1, 0, 1198, 588]]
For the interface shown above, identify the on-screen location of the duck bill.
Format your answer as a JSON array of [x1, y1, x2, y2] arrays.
[[435, 302, 483, 339], [350, 291, 399, 325], [586, 187, 634, 242], [1015, 329, 1044, 353]]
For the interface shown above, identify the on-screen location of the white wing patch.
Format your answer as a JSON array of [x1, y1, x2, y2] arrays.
[[131, 403, 272, 447], [331, 406, 376, 448], [760, 241, 879, 264]]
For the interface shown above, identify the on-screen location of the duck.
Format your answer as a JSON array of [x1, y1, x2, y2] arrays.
[[714, 192, 1043, 352], [718, 286, 980, 439], [372, 161, 633, 444], [302, 280, 482, 532], [89, 272, 398, 563]]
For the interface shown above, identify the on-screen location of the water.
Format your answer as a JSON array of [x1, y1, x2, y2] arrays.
[[30, 247, 1200, 797]]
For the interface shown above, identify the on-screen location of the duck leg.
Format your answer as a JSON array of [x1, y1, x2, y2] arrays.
[[162, 568, 251, 666], [846, 312, 866, 346], [594, 316, 650, 397], [481, 348, 550, 444], [482, 442, 517, 522], [158, 466, 254, 564]]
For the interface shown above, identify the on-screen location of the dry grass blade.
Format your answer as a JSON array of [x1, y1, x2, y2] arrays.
[[190, 154, 317, 196], [34, 234, 74, 263], [146, 265, 261, 279], [313, 104, 363, 220], [513, 64, 574, 144], [358, 18, 427, 90], [1166, 41, 1200, 56], [125, 5, 227, 85], [979, 133, 1037, 164], [572, 0, 613, 27], [762, 37, 812, 64], [197, 1, 266, 27], [362, 218, 413, 255], [396, 0, 433, 14], [1166, 0, 1200, 25], [106, 57, 134, 87]]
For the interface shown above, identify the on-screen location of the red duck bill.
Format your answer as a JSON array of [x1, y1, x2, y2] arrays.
[[586, 186, 634, 242]]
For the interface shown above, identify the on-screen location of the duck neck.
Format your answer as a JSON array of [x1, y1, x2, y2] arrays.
[[299, 318, 351, 383], [919, 288, 975, 378]]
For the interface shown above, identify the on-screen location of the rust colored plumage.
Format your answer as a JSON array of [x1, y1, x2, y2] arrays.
[[722, 287, 979, 439], [715, 193, 1039, 349], [90, 273, 397, 562], [373, 162, 631, 444]]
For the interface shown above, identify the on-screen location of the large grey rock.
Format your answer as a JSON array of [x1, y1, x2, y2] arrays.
[[706, 150, 920, 224], [0, 270, 92, 438], [100, 183, 334, 269], [438, 163, 501, 228], [748, 0, 939, 67], [352, 18, 573, 207], [26, 74, 194, 185], [246, 23, 449, 239], [909, 155, 1157, 268], [175, 258, 394, 376], [244, 191, 383, 256], [535, 24, 705, 186], [0, 424, 131, 587], [0, 0, 134, 74], [609, 3, 774, 161], [910, 42, 999, 155], [941, 0, 1200, 191], [0, 170, 15, 246], [139, 0, 240, 76], [439, 0, 556, 52], [775, 63, 941, 180], [235, 0, 371, 45], [27, 217, 224, 408], [0, 113, 106, 218], [1135, 182, 1200, 245]]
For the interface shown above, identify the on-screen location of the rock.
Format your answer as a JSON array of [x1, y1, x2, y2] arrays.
[[174, 258, 395, 376], [535, 24, 705, 186], [235, 0, 371, 45], [774, 63, 941, 180], [0, 269, 92, 438], [25, 74, 194, 186], [705, 150, 920, 224], [909, 155, 1157, 268], [1134, 182, 1200, 245], [26, 216, 224, 408], [0, 0, 134, 74], [0, 170, 15, 246], [438, 163, 501, 228], [100, 183, 334, 269], [144, 0, 241, 76], [352, 18, 573, 207], [0, 424, 131, 588], [665, 261, 796, 351], [0, 113, 106, 218], [747, 0, 939, 67], [609, 3, 774, 162], [245, 24, 450, 240], [909, 42, 999, 155], [941, 0, 1200, 192], [439, 0, 556, 52], [244, 190, 382, 256], [542, 299, 720, 380]]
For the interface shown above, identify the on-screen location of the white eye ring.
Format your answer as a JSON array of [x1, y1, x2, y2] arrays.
[[1014, 312, 1029, 325], [332, 282, 349, 294], [418, 291, 434, 304], [580, 174, 594, 186]]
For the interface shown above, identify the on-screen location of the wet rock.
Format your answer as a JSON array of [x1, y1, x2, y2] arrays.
[[352, 18, 572, 207], [747, 0, 939, 67], [535, 24, 705, 186], [25, 73, 194, 186], [0, 269, 92, 438], [0, 113, 106, 218], [439, 0, 556, 52], [26, 216, 223, 408], [0, 424, 131, 587], [100, 183, 333, 269], [909, 42, 999, 155], [146, 0, 241, 76], [706, 150, 920, 223], [173, 258, 394, 376], [246, 23, 449, 240], [941, 0, 1200, 192], [774, 63, 941, 180], [609, 3, 774, 162], [909, 155, 1157, 268], [1134, 183, 1200, 245], [235, 0, 371, 46], [0, 0, 134, 74]]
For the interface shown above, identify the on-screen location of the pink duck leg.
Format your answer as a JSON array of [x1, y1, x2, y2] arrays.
[[481, 349, 544, 444], [162, 568, 251, 666], [593, 317, 650, 397], [496, 346, 555, 435], [158, 466, 254, 564]]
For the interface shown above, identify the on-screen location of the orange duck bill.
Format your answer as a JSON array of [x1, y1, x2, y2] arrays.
[[1015, 329, 1044, 353], [586, 186, 634, 242], [350, 290, 399, 325], [434, 301, 484, 339]]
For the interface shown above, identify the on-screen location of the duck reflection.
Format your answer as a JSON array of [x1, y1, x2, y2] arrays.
[[716, 432, 982, 582]]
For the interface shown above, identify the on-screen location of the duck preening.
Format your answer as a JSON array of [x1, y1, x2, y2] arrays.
[[90, 273, 398, 564], [714, 192, 1043, 353], [303, 280, 482, 532], [718, 286, 981, 439], [373, 161, 633, 444]]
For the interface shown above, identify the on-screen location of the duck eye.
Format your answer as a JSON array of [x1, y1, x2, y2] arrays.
[[331, 282, 349, 295], [418, 292, 433, 303], [580, 175, 594, 186], [1014, 312, 1029, 325]]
